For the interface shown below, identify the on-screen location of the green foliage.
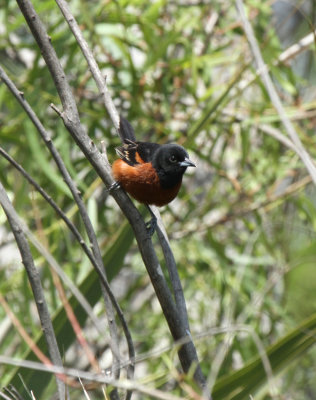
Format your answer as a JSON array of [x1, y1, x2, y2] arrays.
[[1, 0, 316, 399]]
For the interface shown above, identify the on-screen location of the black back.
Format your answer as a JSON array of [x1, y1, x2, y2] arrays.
[[115, 140, 161, 166]]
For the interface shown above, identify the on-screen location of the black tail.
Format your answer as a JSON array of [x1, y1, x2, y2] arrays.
[[119, 116, 136, 142]]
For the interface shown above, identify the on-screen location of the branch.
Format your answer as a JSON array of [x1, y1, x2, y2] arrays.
[[0, 141, 102, 333], [235, 0, 316, 185], [238, 30, 316, 93], [153, 208, 190, 332], [221, 109, 298, 152], [55, 0, 198, 352], [278, 30, 316, 64], [54, 0, 120, 132], [15, 0, 208, 394], [0, 356, 186, 400], [0, 182, 66, 400], [0, 63, 126, 388]]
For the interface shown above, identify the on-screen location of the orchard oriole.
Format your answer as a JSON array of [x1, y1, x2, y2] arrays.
[[111, 117, 195, 232]]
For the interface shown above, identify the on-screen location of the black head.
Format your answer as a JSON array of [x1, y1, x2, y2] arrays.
[[152, 144, 196, 189]]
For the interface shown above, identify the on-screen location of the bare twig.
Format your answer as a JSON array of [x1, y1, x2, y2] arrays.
[[53, 0, 192, 342], [52, 0, 206, 390], [239, 30, 316, 93], [235, 0, 316, 185], [0, 321, 280, 399], [154, 211, 190, 332], [14, 0, 207, 394], [0, 141, 102, 333], [0, 64, 127, 383], [0, 356, 186, 400], [0, 183, 66, 400], [54, 0, 120, 132], [258, 124, 298, 153], [0, 389, 19, 400], [278, 30, 316, 64], [221, 109, 298, 152]]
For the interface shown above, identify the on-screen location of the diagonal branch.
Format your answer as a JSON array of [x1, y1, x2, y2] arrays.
[[0, 182, 66, 400], [54, 0, 120, 133], [54, 0, 198, 370], [15, 0, 208, 394], [0, 141, 102, 333], [235, 0, 316, 185], [0, 63, 125, 388]]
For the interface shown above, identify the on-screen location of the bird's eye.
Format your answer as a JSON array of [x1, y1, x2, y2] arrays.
[[169, 155, 177, 163]]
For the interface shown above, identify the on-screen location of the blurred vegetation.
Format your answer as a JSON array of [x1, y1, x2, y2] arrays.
[[1, 0, 316, 399]]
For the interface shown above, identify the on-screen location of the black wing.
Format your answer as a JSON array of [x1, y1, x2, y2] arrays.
[[115, 141, 161, 166]]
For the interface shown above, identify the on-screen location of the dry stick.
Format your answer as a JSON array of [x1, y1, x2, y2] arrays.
[[0, 357, 185, 400], [0, 146, 102, 371], [221, 109, 298, 152], [54, 0, 203, 385], [15, 0, 207, 393], [0, 143, 102, 333], [117, 117, 192, 334], [54, 0, 189, 322], [55, 0, 190, 329], [235, 0, 316, 185], [0, 322, 276, 400], [0, 294, 79, 390], [0, 391, 11, 400], [278, 29, 316, 64], [238, 29, 316, 93], [54, 0, 120, 133], [2, 387, 24, 400], [0, 145, 109, 371], [57, 113, 123, 387], [153, 209, 190, 332], [0, 183, 66, 400], [0, 65, 125, 388], [54, 0, 196, 366]]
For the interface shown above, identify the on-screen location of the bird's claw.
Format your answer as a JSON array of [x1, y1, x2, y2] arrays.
[[145, 216, 157, 236], [109, 181, 120, 192]]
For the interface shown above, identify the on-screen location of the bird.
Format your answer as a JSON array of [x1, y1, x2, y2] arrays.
[[111, 117, 196, 233]]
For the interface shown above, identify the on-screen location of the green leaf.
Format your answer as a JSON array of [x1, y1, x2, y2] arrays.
[[212, 314, 316, 399]]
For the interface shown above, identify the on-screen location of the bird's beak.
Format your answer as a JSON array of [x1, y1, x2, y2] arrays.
[[180, 158, 196, 168]]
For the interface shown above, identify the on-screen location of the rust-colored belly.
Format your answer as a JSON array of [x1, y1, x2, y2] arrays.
[[112, 160, 182, 207]]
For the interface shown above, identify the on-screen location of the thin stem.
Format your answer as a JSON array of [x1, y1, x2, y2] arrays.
[[236, 0, 316, 185], [53, 0, 206, 390], [0, 143, 102, 333], [54, 0, 120, 131], [0, 183, 66, 400], [0, 58, 122, 387], [14, 0, 207, 394]]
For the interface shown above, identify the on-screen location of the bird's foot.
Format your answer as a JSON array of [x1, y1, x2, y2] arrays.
[[109, 181, 120, 193], [145, 205, 157, 236], [145, 215, 157, 236]]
